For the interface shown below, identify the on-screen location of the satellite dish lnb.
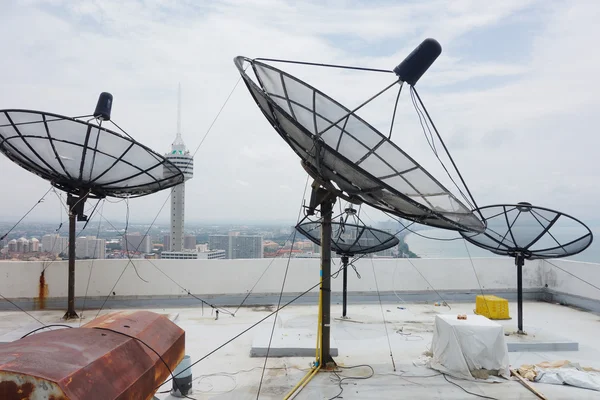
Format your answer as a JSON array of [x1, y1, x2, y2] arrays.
[[94, 92, 113, 121], [394, 38, 442, 86]]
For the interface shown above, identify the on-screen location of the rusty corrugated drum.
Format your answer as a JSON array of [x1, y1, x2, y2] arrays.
[[0, 311, 185, 400]]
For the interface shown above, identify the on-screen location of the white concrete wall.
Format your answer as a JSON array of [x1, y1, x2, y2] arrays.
[[540, 259, 600, 302], [0, 257, 543, 299]]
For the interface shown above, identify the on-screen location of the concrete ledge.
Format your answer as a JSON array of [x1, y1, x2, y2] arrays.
[[0, 289, 546, 311], [507, 341, 579, 352], [250, 327, 338, 358], [544, 289, 600, 314]]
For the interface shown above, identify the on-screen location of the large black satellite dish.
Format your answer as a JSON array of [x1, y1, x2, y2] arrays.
[[236, 38, 484, 395], [0, 94, 185, 319], [296, 206, 400, 318], [234, 40, 484, 234], [460, 202, 593, 333]]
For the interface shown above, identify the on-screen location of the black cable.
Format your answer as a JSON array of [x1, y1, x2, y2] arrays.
[[92, 327, 198, 400], [256, 228, 296, 399], [370, 258, 396, 371], [157, 263, 346, 390], [410, 88, 474, 210], [0, 186, 52, 241], [405, 257, 451, 310], [442, 374, 499, 400], [0, 291, 45, 326], [254, 57, 394, 74], [382, 211, 464, 241], [79, 200, 106, 326], [326, 364, 375, 400], [41, 197, 103, 273], [411, 88, 483, 222], [232, 231, 295, 314], [235, 174, 311, 314], [95, 209, 235, 317], [463, 239, 491, 317], [122, 197, 149, 283], [20, 324, 73, 339], [545, 259, 600, 293], [388, 83, 403, 139], [94, 193, 171, 320], [256, 174, 310, 399]]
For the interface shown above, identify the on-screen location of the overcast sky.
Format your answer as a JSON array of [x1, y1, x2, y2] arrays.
[[0, 0, 598, 229]]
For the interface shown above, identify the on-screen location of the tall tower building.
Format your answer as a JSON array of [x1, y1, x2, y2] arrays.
[[165, 84, 194, 252]]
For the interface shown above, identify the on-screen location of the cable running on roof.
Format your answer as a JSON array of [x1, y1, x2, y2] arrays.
[[0, 186, 52, 241], [370, 258, 396, 372], [97, 205, 236, 315], [233, 174, 310, 314], [256, 174, 310, 399], [79, 199, 106, 326], [156, 221, 428, 389]]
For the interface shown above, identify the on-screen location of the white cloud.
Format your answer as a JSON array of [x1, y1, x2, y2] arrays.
[[0, 0, 597, 227]]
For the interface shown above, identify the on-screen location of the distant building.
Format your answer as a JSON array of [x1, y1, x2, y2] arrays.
[[163, 235, 171, 251], [161, 251, 198, 260], [184, 235, 196, 250], [16, 237, 28, 253], [30, 238, 39, 252], [209, 235, 231, 258], [196, 243, 208, 252], [76, 236, 106, 259], [7, 239, 17, 253], [42, 234, 68, 255], [230, 235, 263, 259], [121, 233, 151, 254], [198, 249, 226, 259]]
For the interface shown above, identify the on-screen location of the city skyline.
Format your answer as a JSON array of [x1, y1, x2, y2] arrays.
[[0, 1, 598, 228]]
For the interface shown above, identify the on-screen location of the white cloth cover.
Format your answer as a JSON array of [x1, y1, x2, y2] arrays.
[[536, 366, 600, 391], [429, 314, 510, 380]]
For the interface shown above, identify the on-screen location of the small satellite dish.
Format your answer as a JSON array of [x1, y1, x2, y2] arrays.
[[297, 219, 399, 256], [297, 207, 399, 318], [0, 93, 185, 319], [234, 40, 483, 234], [460, 203, 593, 333]]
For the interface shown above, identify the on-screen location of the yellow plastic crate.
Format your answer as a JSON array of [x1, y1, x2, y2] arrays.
[[475, 295, 510, 320]]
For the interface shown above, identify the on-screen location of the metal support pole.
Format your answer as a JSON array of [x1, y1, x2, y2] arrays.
[[64, 195, 79, 319], [320, 196, 335, 366], [342, 255, 349, 318], [516, 254, 524, 334]]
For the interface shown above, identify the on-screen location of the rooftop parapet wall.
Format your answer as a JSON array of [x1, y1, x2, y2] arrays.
[[541, 259, 600, 303], [0, 257, 545, 300]]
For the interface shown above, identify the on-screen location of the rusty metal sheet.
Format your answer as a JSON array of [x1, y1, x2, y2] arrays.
[[0, 311, 184, 400]]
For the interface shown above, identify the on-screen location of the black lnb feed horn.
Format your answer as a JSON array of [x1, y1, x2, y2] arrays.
[[394, 38, 442, 86], [94, 92, 113, 121]]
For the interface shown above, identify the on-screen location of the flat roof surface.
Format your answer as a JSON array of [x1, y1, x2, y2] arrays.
[[1, 301, 600, 399]]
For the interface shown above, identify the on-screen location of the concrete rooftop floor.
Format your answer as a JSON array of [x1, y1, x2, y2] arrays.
[[1, 301, 600, 399]]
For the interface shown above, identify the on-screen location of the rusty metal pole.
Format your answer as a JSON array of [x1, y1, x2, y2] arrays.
[[320, 196, 335, 366], [64, 195, 79, 319]]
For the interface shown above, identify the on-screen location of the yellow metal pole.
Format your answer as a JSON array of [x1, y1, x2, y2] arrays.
[[283, 254, 326, 400]]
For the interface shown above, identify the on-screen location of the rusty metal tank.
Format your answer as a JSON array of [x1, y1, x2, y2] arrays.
[[0, 310, 185, 400]]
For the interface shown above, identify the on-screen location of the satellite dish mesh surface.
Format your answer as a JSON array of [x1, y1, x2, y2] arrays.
[[0, 110, 185, 198], [234, 56, 484, 233], [460, 203, 593, 259], [297, 221, 399, 256]]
